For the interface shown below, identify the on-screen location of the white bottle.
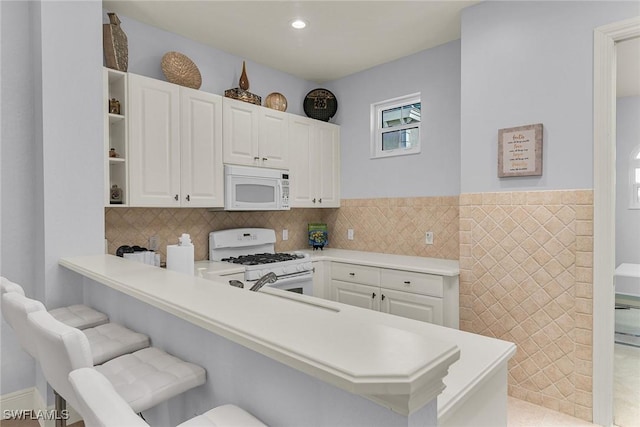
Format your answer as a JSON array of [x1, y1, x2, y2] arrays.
[[166, 233, 194, 276]]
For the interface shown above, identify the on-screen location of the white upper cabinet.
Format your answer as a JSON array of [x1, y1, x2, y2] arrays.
[[180, 87, 224, 207], [128, 73, 223, 207], [222, 97, 289, 169], [289, 115, 340, 208]]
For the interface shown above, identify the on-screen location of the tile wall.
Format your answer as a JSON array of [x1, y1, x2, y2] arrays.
[[459, 190, 594, 421]]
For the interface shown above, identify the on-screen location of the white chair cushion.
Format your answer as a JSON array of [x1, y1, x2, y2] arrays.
[[178, 404, 267, 427], [27, 310, 94, 412], [0, 277, 26, 296], [68, 368, 148, 427], [95, 347, 206, 414], [84, 323, 150, 365], [49, 304, 109, 329], [1, 292, 46, 358]]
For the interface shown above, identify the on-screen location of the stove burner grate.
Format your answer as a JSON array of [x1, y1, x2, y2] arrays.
[[221, 252, 305, 266]]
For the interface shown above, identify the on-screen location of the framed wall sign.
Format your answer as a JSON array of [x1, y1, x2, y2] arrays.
[[498, 123, 543, 177]]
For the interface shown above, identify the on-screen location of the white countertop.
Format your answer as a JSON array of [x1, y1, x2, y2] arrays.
[[302, 248, 460, 276], [615, 263, 640, 279], [61, 254, 463, 415]]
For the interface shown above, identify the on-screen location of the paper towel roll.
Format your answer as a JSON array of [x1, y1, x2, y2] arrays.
[[166, 244, 194, 276]]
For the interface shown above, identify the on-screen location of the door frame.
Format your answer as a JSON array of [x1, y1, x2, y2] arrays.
[[592, 16, 640, 426]]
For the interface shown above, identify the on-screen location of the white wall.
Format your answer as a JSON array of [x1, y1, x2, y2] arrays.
[[325, 41, 461, 199], [39, 0, 104, 309], [460, 1, 640, 193], [0, 0, 37, 395], [106, 12, 317, 117], [616, 96, 640, 265], [0, 0, 104, 398]]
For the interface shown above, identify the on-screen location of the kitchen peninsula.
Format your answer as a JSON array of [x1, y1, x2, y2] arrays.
[[61, 254, 515, 427]]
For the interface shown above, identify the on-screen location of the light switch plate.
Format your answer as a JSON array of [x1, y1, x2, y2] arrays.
[[282, 229, 288, 241], [348, 229, 354, 240]]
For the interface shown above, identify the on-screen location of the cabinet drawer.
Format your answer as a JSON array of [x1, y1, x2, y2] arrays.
[[380, 269, 443, 297], [331, 263, 380, 286]]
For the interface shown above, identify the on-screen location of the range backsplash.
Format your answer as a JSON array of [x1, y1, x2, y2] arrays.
[[105, 196, 460, 262]]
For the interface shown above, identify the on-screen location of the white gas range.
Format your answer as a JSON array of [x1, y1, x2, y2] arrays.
[[209, 228, 313, 295]]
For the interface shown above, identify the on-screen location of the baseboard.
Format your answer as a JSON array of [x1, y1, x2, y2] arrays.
[[0, 387, 36, 419], [1, 387, 82, 426]]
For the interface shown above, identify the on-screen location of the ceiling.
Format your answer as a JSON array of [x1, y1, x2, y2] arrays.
[[104, 1, 638, 94], [103, 0, 479, 83]]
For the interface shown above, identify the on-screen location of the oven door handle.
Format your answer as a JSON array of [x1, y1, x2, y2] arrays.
[[275, 270, 313, 281]]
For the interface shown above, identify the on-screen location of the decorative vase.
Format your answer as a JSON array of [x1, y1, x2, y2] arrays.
[[239, 61, 250, 90], [103, 13, 128, 72]]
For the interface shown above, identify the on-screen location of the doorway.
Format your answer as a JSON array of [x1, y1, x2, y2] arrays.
[[612, 36, 640, 427], [593, 16, 640, 427]]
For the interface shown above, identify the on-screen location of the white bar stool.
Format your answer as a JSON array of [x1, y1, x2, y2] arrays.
[[1, 292, 150, 365], [1, 277, 108, 329], [27, 310, 206, 419], [69, 367, 267, 427]]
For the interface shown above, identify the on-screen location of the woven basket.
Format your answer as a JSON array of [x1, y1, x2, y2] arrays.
[[161, 52, 202, 89]]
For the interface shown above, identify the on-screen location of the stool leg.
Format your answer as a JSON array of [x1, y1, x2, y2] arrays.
[[54, 391, 67, 427]]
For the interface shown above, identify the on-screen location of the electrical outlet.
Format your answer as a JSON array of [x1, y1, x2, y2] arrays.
[[149, 235, 159, 251], [282, 229, 289, 241], [347, 229, 354, 240], [425, 231, 434, 245]]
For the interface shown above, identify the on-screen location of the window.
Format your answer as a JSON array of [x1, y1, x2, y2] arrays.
[[630, 145, 640, 209], [371, 93, 421, 158]]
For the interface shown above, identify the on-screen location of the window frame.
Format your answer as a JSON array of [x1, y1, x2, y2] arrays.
[[630, 145, 640, 209], [370, 93, 421, 159]]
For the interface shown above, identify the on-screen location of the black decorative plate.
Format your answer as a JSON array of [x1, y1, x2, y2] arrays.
[[303, 88, 338, 122]]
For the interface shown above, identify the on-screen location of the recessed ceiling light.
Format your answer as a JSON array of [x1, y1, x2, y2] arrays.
[[290, 19, 307, 30]]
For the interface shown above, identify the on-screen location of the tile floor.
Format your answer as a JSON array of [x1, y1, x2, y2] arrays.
[[508, 397, 596, 426], [614, 343, 640, 427]]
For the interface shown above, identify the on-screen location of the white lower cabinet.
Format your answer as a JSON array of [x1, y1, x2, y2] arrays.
[[381, 289, 443, 324], [331, 262, 454, 327], [332, 280, 381, 311], [128, 73, 223, 207]]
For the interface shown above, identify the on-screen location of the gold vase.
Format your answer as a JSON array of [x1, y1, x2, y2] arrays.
[[239, 61, 249, 90]]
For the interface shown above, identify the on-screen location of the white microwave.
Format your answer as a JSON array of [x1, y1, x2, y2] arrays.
[[224, 165, 290, 211]]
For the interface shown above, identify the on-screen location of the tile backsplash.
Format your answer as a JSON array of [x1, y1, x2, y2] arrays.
[[105, 208, 325, 261], [325, 197, 460, 259], [105, 196, 460, 262]]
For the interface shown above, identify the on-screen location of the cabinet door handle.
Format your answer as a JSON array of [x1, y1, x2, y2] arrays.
[[254, 156, 260, 161], [349, 272, 355, 276], [186, 194, 190, 202], [312, 198, 316, 203], [174, 194, 179, 201], [404, 281, 411, 284], [262, 157, 268, 161], [319, 198, 322, 203], [372, 292, 376, 299], [381, 294, 385, 301]]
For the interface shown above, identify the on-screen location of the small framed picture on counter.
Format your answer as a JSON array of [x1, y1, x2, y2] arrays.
[[498, 123, 543, 177]]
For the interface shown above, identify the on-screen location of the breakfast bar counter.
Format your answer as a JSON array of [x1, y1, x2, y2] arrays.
[[60, 254, 515, 427]]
